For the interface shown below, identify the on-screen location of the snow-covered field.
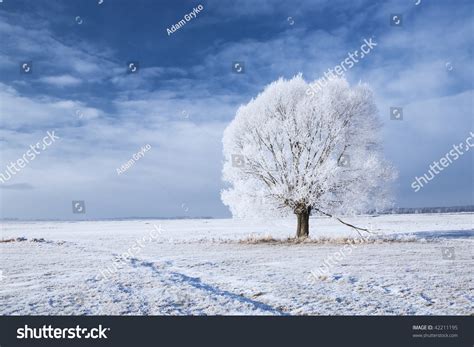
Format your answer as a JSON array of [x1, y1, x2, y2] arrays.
[[1, 213, 473, 315]]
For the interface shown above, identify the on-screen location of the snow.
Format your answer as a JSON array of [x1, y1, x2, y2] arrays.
[[1, 213, 473, 315]]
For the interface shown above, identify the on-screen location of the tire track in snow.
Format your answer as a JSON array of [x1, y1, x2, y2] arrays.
[[127, 257, 287, 315]]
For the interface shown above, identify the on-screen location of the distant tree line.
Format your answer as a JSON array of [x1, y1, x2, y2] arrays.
[[372, 205, 474, 214]]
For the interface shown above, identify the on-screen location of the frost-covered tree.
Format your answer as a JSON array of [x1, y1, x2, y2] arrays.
[[221, 75, 396, 238]]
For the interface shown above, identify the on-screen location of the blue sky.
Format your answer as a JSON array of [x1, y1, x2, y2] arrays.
[[0, 0, 472, 219]]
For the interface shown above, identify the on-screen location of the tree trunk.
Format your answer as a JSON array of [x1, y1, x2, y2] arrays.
[[296, 206, 311, 238]]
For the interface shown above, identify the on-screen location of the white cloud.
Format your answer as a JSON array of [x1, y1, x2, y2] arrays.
[[0, 83, 102, 130], [38, 74, 82, 87]]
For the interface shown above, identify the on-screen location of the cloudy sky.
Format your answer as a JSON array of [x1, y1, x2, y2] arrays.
[[0, 0, 472, 219]]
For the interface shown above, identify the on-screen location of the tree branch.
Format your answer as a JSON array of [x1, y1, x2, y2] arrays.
[[312, 207, 377, 237]]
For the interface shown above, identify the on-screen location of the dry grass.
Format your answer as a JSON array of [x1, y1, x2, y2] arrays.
[[238, 234, 420, 245], [0, 237, 27, 243], [0, 237, 64, 245]]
